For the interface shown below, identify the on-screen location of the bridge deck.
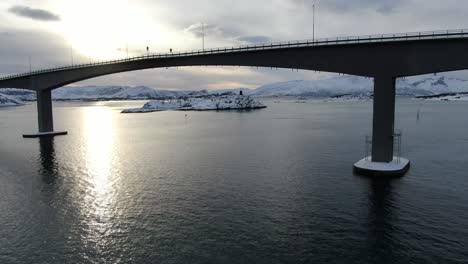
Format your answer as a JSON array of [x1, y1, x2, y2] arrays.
[[1, 29, 468, 81]]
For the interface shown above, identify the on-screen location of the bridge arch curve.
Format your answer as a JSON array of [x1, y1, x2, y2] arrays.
[[1, 30, 468, 91], [2, 29, 468, 176]]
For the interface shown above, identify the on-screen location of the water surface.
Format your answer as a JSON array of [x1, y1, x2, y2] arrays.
[[0, 98, 467, 263]]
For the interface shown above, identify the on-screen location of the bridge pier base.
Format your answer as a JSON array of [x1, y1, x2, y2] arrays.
[[23, 90, 67, 138], [354, 76, 410, 177]]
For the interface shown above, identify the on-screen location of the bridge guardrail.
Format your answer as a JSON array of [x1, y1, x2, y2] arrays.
[[365, 130, 403, 162], [1, 29, 468, 81]]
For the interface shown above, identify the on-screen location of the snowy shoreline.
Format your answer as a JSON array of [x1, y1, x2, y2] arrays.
[[3, 75, 468, 106], [415, 92, 468, 101], [121, 95, 266, 113]]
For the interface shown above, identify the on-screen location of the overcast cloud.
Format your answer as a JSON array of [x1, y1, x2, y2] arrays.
[[8, 5, 60, 21], [1, 0, 468, 90]]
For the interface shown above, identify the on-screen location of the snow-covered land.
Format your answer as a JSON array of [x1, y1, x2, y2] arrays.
[[251, 76, 468, 97], [122, 94, 266, 113], [252, 76, 373, 97], [0, 93, 24, 106], [416, 92, 468, 101], [322, 93, 374, 102], [430, 94, 468, 101], [51, 86, 255, 101], [0, 86, 251, 101], [0, 88, 36, 101], [0, 86, 183, 101], [2, 75, 468, 103], [52, 86, 181, 100]]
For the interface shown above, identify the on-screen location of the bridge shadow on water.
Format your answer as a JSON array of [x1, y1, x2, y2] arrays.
[[365, 178, 403, 264], [38, 137, 59, 185]]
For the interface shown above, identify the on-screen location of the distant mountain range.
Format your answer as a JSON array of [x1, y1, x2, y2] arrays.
[[250, 76, 468, 97], [1, 75, 468, 104], [0, 93, 24, 106]]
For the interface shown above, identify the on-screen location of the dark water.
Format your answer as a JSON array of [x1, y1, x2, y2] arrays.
[[0, 98, 467, 263]]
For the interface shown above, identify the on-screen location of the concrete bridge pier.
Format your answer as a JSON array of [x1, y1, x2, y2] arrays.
[[37, 90, 54, 133], [372, 76, 396, 162], [23, 90, 67, 138], [354, 76, 410, 177]]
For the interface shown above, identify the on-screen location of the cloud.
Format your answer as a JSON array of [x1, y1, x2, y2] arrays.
[[184, 22, 271, 45], [376, 4, 396, 15], [8, 5, 60, 21], [237, 36, 271, 44], [184, 22, 240, 40], [185, 23, 216, 38], [289, 0, 402, 14], [3, 0, 468, 89], [0, 29, 72, 75]]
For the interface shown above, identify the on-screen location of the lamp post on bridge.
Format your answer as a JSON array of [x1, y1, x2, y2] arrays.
[[202, 22, 205, 51], [313, 3, 316, 42], [305, 0, 317, 42], [70, 46, 74, 66], [126, 42, 129, 59]]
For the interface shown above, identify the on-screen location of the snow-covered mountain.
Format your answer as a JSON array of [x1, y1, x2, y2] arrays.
[[0, 88, 36, 101], [252, 76, 372, 97], [403, 77, 468, 94], [252, 76, 468, 97], [1, 75, 468, 102], [0, 86, 250, 101], [52, 86, 180, 100], [0, 86, 182, 101], [0, 93, 24, 106]]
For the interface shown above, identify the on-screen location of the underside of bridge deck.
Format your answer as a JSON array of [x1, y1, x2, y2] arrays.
[[4, 32, 467, 176]]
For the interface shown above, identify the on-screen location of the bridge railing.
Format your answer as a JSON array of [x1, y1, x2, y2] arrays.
[[1, 29, 468, 81], [364, 130, 403, 162]]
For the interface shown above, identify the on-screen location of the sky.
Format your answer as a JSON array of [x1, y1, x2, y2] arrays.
[[0, 0, 468, 90]]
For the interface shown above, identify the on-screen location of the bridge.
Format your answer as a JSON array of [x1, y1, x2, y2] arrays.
[[2, 29, 468, 176]]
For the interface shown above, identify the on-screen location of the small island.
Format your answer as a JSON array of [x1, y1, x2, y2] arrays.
[[122, 92, 266, 113], [416, 92, 468, 101]]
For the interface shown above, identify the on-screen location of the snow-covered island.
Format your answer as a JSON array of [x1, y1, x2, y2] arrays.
[[0, 93, 24, 107], [416, 92, 468, 101], [122, 94, 266, 113]]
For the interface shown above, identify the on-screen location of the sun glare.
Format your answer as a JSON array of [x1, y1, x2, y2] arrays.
[[50, 0, 170, 60], [81, 106, 118, 249], [84, 106, 114, 188]]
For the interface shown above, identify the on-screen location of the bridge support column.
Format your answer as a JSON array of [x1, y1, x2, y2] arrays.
[[23, 90, 67, 138], [372, 76, 396, 162], [354, 76, 410, 177], [37, 89, 54, 133]]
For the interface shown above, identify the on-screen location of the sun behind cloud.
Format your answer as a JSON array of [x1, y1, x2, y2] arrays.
[[48, 0, 176, 60]]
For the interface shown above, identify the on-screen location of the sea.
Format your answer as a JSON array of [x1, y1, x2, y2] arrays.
[[0, 98, 467, 263]]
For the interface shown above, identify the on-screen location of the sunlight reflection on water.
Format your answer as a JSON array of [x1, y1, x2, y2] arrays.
[[81, 106, 119, 258], [1, 99, 468, 263]]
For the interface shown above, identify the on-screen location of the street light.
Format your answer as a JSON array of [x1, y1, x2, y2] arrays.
[[70, 46, 74, 66], [126, 42, 129, 59], [202, 22, 205, 51], [313, 3, 316, 42]]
